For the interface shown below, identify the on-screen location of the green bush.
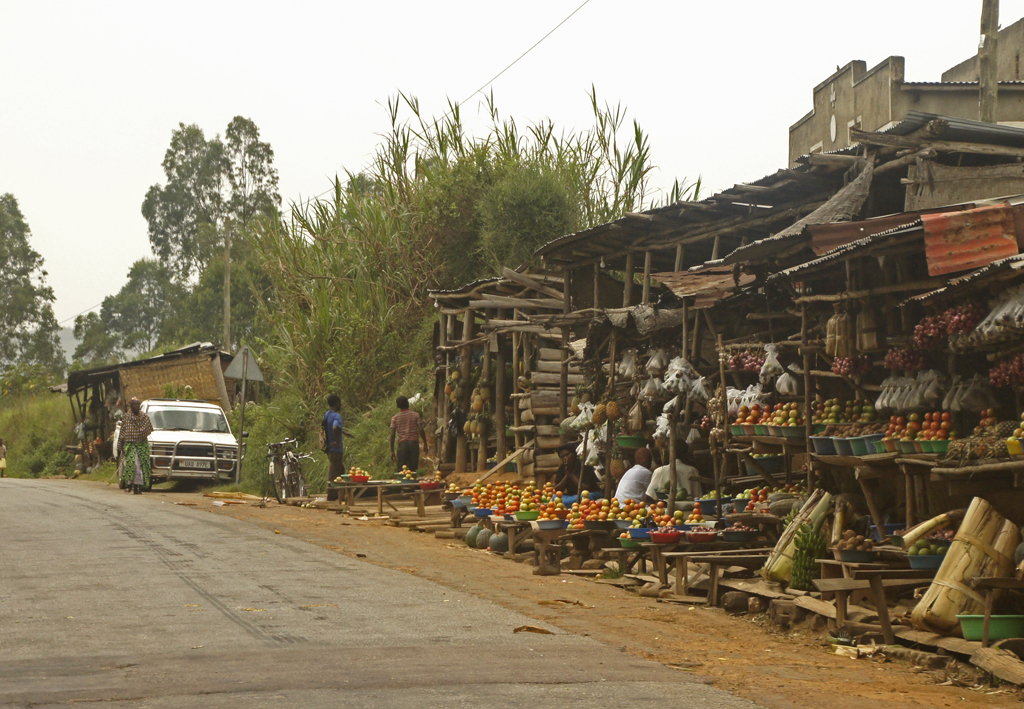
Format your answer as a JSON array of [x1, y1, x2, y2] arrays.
[[0, 394, 75, 478]]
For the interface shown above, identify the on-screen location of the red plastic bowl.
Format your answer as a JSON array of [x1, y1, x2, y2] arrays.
[[419, 481, 443, 490], [686, 530, 718, 543], [649, 531, 683, 544], [350, 475, 370, 483]]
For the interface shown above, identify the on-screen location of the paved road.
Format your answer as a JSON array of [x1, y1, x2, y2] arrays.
[[0, 479, 761, 708]]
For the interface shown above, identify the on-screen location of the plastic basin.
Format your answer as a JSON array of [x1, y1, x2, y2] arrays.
[[583, 520, 617, 531], [649, 531, 683, 544], [744, 456, 784, 476], [897, 440, 917, 455], [627, 527, 653, 540], [535, 519, 564, 530], [472, 508, 493, 517], [619, 537, 641, 548], [958, 614, 1024, 641], [833, 438, 854, 456], [722, 530, 757, 542], [686, 530, 718, 543], [908, 553, 945, 569], [868, 523, 903, 541], [515, 511, 539, 521], [849, 436, 870, 456], [810, 436, 837, 455]]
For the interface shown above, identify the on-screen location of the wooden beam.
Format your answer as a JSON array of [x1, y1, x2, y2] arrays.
[[469, 296, 564, 310], [500, 267, 564, 299], [641, 250, 653, 305], [623, 251, 635, 307]]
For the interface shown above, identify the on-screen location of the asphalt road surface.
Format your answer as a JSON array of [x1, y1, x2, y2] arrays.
[[0, 479, 761, 708]]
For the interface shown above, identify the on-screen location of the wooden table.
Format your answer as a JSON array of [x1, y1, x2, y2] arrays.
[[969, 577, 1024, 647], [531, 529, 614, 576], [497, 521, 534, 558]]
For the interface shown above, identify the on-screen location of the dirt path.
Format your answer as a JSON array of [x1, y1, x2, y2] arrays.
[[97, 482, 1020, 708]]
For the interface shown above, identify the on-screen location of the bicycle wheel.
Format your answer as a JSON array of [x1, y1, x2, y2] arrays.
[[283, 462, 305, 498], [268, 459, 286, 503]]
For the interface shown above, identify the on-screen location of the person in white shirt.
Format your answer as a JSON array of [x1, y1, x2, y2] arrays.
[[614, 447, 653, 502], [645, 441, 699, 503]]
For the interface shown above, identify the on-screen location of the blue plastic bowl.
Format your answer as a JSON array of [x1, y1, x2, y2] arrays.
[[472, 508, 493, 517], [627, 527, 653, 540]]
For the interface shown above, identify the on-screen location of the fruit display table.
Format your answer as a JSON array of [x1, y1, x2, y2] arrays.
[[496, 520, 534, 558], [531, 528, 615, 576]]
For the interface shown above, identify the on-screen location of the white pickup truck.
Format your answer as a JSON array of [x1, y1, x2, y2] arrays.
[[114, 399, 240, 486]]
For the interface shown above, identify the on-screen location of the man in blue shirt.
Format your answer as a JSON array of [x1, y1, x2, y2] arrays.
[[324, 394, 345, 482]]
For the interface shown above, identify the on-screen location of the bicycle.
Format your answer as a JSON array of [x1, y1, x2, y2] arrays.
[[266, 438, 310, 502]]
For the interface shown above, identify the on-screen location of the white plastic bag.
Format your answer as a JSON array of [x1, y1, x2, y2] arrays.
[[617, 349, 637, 379], [777, 364, 800, 396], [689, 377, 710, 403], [645, 348, 669, 377], [759, 343, 784, 384]]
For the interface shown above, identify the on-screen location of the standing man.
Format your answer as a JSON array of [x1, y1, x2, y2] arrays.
[[118, 398, 153, 494], [0, 437, 7, 478], [390, 396, 427, 473], [323, 395, 345, 483]]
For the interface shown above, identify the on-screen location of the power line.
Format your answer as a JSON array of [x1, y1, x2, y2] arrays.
[[461, 0, 593, 105], [57, 302, 104, 327], [308, 0, 593, 203]]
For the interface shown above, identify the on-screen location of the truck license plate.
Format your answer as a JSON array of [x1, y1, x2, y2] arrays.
[[179, 460, 211, 470]]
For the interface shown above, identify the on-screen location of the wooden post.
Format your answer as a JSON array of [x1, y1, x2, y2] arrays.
[[715, 335, 727, 512], [604, 337, 619, 500], [623, 252, 635, 307], [456, 310, 473, 473], [495, 334, 507, 461], [222, 217, 231, 351], [711, 234, 721, 261], [667, 403, 678, 515], [512, 331, 523, 451], [802, 304, 814, 493], [674, 244, 684, 272], [479, 335, 492, 473], [593, 263, 600, 310], [682, 299, 689, 361], [560, 268, 571, 421], [641, 250, 652, 305], [980, 0, 1000, 124]]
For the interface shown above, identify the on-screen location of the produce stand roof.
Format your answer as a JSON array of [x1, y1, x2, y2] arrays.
[[533, 165, 847, 273], [65, 343, 231, 394]]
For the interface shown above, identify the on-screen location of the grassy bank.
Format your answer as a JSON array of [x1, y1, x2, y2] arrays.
[[0, 394, 75, 478]]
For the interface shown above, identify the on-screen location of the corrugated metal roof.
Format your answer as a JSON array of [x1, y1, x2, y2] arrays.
[[922, 204, 1020, 276], [808, 205, 972, 255], [899, 254, 1024, 306], [767, 221, 924, 281], [881, 111, 1024, 147], [652, 265, 757, 302]]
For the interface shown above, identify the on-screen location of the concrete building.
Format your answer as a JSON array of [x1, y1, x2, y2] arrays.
[[788, 18, 1024, 166]]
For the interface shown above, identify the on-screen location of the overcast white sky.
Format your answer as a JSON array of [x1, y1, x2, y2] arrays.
[[4, 1, 1024, 326]]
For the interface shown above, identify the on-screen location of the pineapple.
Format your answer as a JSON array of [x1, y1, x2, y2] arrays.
[[593, 403, 607, 425], [606, 400, 621, 422]]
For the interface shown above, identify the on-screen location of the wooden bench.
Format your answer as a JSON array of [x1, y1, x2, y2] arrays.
[[969, 577, 1024, 648], [813, 573, 934, 643], [701, 554, 771, 606], [664, 547, 771, 596]]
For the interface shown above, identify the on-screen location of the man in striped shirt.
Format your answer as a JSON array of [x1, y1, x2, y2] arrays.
[[390, 396, 427, 473]]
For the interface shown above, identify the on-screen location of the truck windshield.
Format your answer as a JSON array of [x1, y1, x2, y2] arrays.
[[148, 408, 230, 433]]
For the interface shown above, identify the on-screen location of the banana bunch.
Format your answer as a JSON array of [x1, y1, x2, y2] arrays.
[[790, 523, 826, 591]]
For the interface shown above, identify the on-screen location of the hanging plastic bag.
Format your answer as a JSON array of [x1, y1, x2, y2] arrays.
[[616, 349, 637, 379], [689, 377, 710, 403], [759, 343, 784, 384], [628, 401, 644, 432], [685, 426, 701, 444], [645, 348, 669, 377], [777, 364, 800, 396]]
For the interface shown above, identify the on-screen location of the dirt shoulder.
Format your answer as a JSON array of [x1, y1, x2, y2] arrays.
[[86, 481, 1020, 708]]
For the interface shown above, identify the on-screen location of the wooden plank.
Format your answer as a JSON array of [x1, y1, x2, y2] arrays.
[[473, 444, 530, 484], [795, 595, 837, 619], [894, 627, 981, 656], [536, 360, 581, 373], [971, 647, 1024, 685], [531, 372, 585, 386], [813, 577, 931, 592], [469, 296, 564, 310]]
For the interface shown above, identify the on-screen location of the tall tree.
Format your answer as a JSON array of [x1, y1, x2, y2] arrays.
[[141, 117, 279, 283], [72, 259, 182, 365], [0, 193, 64, 374]]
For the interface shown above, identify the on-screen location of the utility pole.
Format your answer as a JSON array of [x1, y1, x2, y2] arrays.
[[980, 0, 1000, 123], [223, 217, 232, 351]]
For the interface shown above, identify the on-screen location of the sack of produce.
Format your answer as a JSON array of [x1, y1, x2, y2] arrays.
[[912, 498, 1020, 634], [856, 304, 881, 352]]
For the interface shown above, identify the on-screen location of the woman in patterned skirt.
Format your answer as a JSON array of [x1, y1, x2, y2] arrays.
[[118, 397, 153, 494]]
